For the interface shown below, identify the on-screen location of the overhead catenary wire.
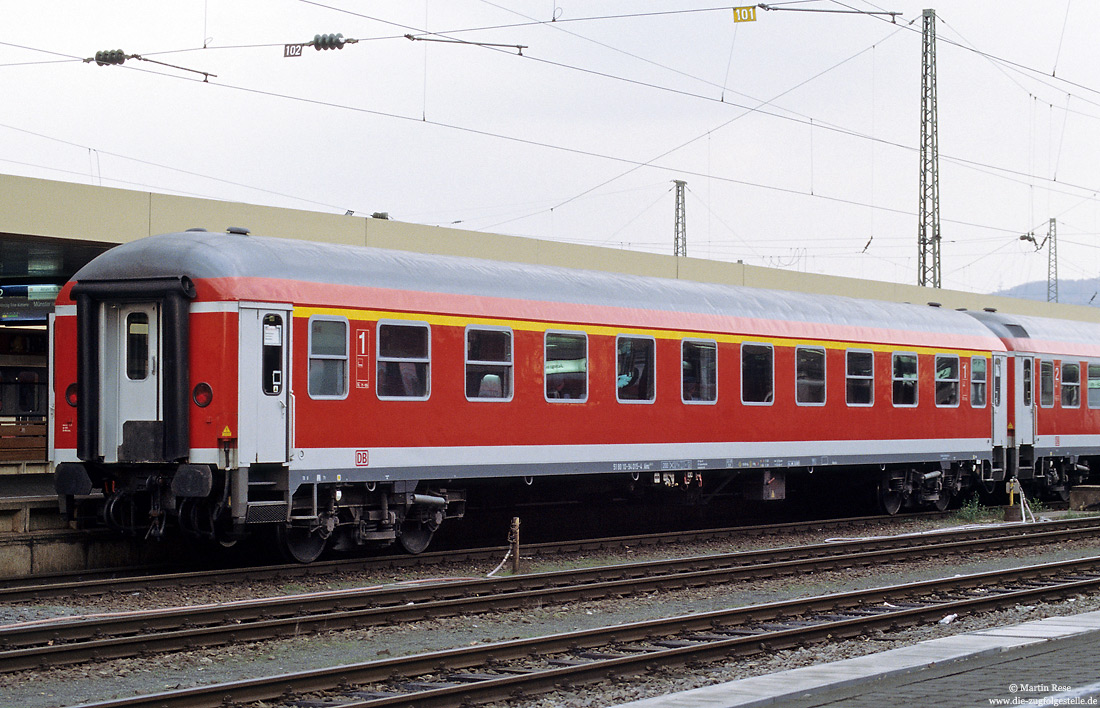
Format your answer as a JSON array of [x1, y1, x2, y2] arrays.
[[0, 122, 356, 214], [4, 5, 1095, 292], [6, 15, 1099, 206], [5, 38, 1095, 253], [846, 1, 1100, 103], [1052, 0, 1072, 77], [9, 61, 1051, 244]]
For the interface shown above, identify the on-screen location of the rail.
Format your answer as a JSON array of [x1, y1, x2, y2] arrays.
[[0, 510, 956, 598], [2, 515, 1098, 672], [61, 554, 1100, 708]]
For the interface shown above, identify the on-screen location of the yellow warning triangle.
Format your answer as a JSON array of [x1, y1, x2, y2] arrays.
[[222, 426, 233, 437]]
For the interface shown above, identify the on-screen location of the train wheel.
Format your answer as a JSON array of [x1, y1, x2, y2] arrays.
[[932, 491, 952, 512], [398, 520, 434, 555], [878, 479, 903, 516], [277, 525, 327, 564]]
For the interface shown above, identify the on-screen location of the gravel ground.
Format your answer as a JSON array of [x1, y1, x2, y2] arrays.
[[3, 513, 1099, 708]]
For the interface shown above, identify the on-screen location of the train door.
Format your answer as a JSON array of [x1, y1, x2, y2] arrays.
[[992, 354, 1008, 449], [238, 304, 291, 465], [99, 302, 162, 463], [1015, 355, 1035, 447]]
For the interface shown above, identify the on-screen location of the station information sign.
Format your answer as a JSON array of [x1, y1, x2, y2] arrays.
[[0, 285, 61, 323]]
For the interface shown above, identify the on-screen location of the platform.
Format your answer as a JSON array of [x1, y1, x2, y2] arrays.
[[615, 610, 1100, 707], [0, 475, 177, 577]]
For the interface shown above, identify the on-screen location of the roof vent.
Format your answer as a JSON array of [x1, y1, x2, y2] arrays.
[[227, 226, 251, 236], [927, 302, 941, 308], [983, 307, 997, 313], [371, 212, 390, 220], [185, 227, 208, 232]]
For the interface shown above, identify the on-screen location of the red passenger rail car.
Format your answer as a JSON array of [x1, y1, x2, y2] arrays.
[[970, 311, 1100, 496], [49, 229, 1095, 561]]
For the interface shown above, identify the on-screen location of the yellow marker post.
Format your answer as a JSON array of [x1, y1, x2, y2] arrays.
[[1005, 478, 1023, 522]]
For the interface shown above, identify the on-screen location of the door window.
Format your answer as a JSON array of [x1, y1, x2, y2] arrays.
[[126, 312, 149, 380], [1022, 358, 1033, 407], [993, 357, 1002, 407], [262, 314, 284, 395]]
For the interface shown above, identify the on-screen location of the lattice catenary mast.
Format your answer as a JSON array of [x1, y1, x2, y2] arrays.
[[673, 180, 687, 257], [917, 8, 941, 288], [1047, 218, 1058, 303]]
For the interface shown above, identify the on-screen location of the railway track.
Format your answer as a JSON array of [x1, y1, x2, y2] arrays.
[[0, 511, 958, 601], [2, 515, 1097, 673], [62, 554, 1100, 708]]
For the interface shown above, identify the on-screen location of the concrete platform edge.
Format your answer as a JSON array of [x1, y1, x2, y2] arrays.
[[613, 610, 1100, 708]]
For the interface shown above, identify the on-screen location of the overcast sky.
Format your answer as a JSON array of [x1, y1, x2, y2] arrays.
[[2, 1, 1098, 296]]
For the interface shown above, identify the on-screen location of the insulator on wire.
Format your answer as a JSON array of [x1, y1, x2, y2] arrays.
[[313, 33, 346, 51], [94, 49, 127, 66]]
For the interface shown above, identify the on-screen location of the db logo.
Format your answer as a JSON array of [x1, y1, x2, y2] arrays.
[[355, 450, 370, 467]]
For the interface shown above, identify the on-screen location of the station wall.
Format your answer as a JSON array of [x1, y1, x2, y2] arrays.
[[2, 173, 1098, 323]]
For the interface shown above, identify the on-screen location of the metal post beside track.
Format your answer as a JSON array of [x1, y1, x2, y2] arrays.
[[510, 516, 521, 575]]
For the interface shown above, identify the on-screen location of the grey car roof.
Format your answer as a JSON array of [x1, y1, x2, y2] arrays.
[[969, 310, 1100, 355], [72, 230, 1005, 347]]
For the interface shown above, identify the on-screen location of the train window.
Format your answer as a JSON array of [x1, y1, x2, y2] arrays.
[[993, 357, 1003, 407], [845, 350, 874, 406], [741, 343, 773, 405], [970, 356, 987, 408], [681, 339, 717, 404], [466, 327, 513, 401], [126, 312, 149, 380], [616, 335, 655, 403], [795, 346, 826, 405], [1062, 363, 1080, 408], [1090, 364, 1100, 409], [891, 353, 918, 407], [262, 314, 283, 396], [1023, 358, 1033, 407], [545, 331, 587, 402], [1, 368, 43, 417], [935, 354, 959, 407], [376, 321, 430, 400], [308, 316, 349, 399], [1039, 360, 1055, 408]]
